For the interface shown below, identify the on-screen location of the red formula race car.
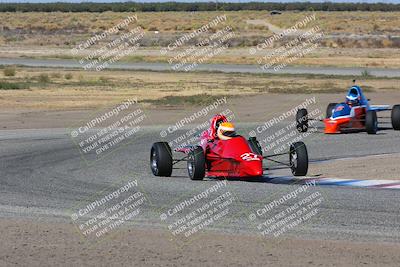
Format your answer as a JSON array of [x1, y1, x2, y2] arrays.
[[151, 114, 309, 180], [296, 84, 400, 134]]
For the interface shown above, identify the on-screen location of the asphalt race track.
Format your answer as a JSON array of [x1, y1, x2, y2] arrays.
[[1, 58, 400, 77], [1, 123, 399, 243]]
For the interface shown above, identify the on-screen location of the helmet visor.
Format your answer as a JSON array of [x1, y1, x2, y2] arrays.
[[222, 130, 236, 137]]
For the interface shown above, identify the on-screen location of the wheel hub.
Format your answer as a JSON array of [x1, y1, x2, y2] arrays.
[[291, 151, 298, 171], [151, 150, 158, 173], [188, 154, 194, 176]]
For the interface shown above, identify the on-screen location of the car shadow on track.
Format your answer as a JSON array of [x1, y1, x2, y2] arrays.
[[201, 174, 322, 185]]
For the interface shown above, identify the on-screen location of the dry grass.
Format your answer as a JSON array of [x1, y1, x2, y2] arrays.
[[1, 11, 399, 35], [1, 47, 400, 68], [1, 67, 399, 110], [1, 11, 399, 68], [3, 66, 16, 76], [0, 11, 399, 47]]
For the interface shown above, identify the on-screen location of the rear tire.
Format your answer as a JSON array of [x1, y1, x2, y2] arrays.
[[150, 142, 173, 176], [326, 103, 337, 118], [391, 105, 400, 130], [248, 137, 263, 156], [289, 142, 308, 176], [188, 146, 206, 180], [365, 110, 378, 134], [296, 109, 308, 133]]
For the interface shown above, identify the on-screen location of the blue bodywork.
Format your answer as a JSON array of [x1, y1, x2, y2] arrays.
[[331, 103, 352, 119]]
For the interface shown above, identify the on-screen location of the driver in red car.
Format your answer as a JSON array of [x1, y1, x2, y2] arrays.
[[207, 114, 227, 140], [202, 114, 239, 143]]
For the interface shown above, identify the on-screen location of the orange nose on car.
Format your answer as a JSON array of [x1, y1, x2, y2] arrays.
[[324, 118, 351, 134], [324, 119, 339, 134]]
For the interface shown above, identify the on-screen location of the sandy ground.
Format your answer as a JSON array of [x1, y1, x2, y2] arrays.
[[1, 46, 400, 68], [1, 91, 400, 128], [1, 218, 399, 267]]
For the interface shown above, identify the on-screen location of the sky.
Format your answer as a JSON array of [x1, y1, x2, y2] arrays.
[[0, 0, 399, 3]]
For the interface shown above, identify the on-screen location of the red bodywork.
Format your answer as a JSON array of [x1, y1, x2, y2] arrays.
[[324, 106, 366, 134], [177, 115, 263, 178]]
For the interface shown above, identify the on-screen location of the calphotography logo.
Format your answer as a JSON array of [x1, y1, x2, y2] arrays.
[[158, 180, 237, 245], [73, 15, 138, 52], [249, 97, 322, 155], [70, 177, 150, 243], [164, 14, 227, 52], [248, 181, 324, 238], [250, 12, 325, 72], [157, 97, 236, 152], [70, 15, 144, 71], [69, 97, 147, 163], [161, 14, 236, 72], [160, 97, 227, 137]]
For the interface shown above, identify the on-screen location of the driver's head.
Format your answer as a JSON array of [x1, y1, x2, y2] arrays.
[[346, 88, 360, 106], [217, 122, 236, 140]]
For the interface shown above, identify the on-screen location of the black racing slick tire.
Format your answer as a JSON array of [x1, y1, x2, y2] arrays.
[[326, 103, 338, 118], [187, 146, 206, 180], [150, 142, 173, 177], [296, 108, 308, 133], [289, 142, 308, 176], [248, 137, 263, 156], [365, 110, 378, 134], [391, 105, 400, 130]]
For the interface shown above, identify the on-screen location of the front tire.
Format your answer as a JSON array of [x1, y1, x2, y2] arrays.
[[391, 105, 400, 130], [150, 142, 173, 176], [296, 109, 308, 133], [289, 142, 308, 176], [188, 146, 206, 180], [326, 103, 337, 118], [365, 110, 378, 134]]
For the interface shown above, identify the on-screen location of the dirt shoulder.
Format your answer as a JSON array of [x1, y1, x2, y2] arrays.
[[310, 153, 400, 181], [2, 47, 400, 68], [2, 91, 400, 130], [1, 217, 399, 266]]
